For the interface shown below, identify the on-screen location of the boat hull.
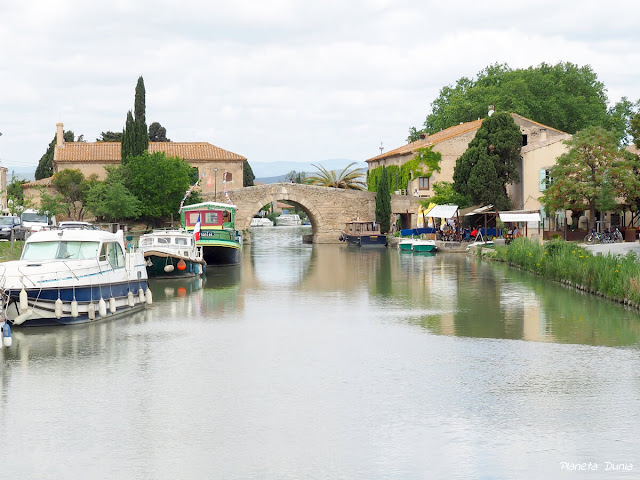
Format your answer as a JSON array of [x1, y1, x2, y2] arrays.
[[201, 243, 242, 266], [412, 241, 437, 252], [144, 253, 206, 278], [4, 280, 149, 327], [398, 240, 414, 251], [343, 233, 387, 246]]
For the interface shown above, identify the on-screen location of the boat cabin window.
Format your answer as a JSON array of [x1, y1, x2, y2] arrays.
[[99, 242, 125, 267], [157, 237, 171, 245], [223, 211, 231, 223], [139, 237, 153, 247], [22, 241, 100, 261], [175, 237, 188, 246]]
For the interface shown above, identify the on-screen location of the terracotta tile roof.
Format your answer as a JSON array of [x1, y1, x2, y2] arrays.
[[366, 119, 484, 163], [22, 176, 54, 188], [54, 142, 246, 162], [148, 142, 246, 161]]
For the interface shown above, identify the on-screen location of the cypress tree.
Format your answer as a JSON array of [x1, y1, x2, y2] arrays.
[[35, 130, 75, 180], [121, 111, 136, 164], [243, 160, 255, 186], [134, 76, 148, 154], [375, 166, 391, 233]]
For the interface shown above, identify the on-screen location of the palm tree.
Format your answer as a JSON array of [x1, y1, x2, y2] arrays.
[[305, 162, 366, 190]]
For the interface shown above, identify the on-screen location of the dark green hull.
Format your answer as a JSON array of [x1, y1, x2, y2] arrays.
[[145, 254, 206, 278]]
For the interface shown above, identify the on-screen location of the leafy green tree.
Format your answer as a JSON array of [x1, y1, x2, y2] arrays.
[[411, 62, 610, 140], [243, 160, 256, 186], [7, 176, 27, 204], [118, 151, 199, 225], [97, 131, 122, 142], [37, 188, 67, 218], [48, 169, 98, 220], [541, 127, 640, 230], [375, 166, 391, 233], [148, 121, 170, 142], [85, 181, 142, 222], [423, 181, 471, 208], [35, 130, 75, 180], [285, 170, 306, 184], [631, 112, 640, 149], [453, 112, 521, 210], [305, 162, 366, 189], [605, 97, 640, 145]]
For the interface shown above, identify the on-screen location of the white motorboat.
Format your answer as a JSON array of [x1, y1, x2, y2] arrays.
[[0, 228, 150, 327], [275, 214, 302, 226], [250, 217, 274, 227], [138, 229, 206, 278]]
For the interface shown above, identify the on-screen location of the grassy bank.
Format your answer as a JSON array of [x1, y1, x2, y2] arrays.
[[0, 241, 24, 262], [486, 237, 640, 307]]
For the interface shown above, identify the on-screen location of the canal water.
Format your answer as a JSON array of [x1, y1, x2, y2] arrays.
[[2, 226, 639, 479]]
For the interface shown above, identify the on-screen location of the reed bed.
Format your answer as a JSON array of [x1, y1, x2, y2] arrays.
[[492, 237, 640, 306]]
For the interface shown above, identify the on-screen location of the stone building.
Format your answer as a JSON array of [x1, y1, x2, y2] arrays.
[[24, 123, 246, 207], [365, 113, 570, 213]]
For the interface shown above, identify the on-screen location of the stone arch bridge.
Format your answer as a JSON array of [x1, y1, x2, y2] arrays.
[[210, 183, 421, 243]]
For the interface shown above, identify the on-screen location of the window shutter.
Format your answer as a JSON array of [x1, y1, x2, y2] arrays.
[[539, 169, 546, 191]]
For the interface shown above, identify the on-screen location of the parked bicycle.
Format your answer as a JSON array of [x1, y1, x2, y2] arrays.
[[584, 227, 623, 244]]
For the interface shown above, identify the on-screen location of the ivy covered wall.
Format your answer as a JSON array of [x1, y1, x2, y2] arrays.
[[367, 146, 442, 192]]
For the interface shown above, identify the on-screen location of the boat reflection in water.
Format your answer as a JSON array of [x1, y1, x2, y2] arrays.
[[149, 276, 205, 302], [1, 309, 154, 362]]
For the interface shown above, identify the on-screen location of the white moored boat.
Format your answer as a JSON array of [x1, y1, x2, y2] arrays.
[[138, 229, 206, 278], [0, 228, 150, 327], [250, 217, 274, 227], [275, 214, 302, 226]]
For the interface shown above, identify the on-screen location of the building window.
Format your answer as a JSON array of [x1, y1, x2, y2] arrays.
[[417, 177, 430, 190], [539, 169, 552, 191], [226, 172, 233, 181], [522, 134, 528, 146]]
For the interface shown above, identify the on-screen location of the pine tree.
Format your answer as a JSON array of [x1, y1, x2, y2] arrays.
[[375, 166, 391, 233]]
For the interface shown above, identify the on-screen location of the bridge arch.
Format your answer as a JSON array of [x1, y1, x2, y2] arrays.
[[212, 183, 420, 243]]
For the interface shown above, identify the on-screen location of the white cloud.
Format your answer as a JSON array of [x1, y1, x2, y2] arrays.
[[1, 0, 640, 172]]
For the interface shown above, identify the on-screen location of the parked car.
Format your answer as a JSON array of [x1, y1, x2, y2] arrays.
[[0, 216, 29, 240]]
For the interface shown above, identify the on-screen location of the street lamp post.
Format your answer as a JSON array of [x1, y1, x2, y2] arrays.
[[214, 168, 218, 201]]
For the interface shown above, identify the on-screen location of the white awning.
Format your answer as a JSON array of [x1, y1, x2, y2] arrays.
[[462, 205, 494, 216], [499, 212, 541, 223], [424, 204, 459, 219]]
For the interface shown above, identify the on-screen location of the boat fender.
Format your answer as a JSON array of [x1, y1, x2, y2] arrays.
[[177, 259, 186, 271], [88, 303, 96, 320], [71, 299, 79, 318], [98, 298, 107, 317], [109, 297, 116, 314], [164, 264, 175, 273], [194, 264, 199, 275], [2, 322, 12, 348], [13, 309, 34, 326], [138, 288, 146, 304], [55, 298, 63, 319], [145, 287, 153, 305], [127, 291, 135, 307], [19, 288, 28, 311]]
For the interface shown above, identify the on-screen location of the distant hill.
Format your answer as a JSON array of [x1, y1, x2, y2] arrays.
[[252, 159, 367, 184], [6, 166, 35, 182]]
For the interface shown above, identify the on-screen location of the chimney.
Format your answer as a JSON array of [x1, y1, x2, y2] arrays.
[[420, 133, 428, 141], [540, 128, 547, 142], [56, 123, 64, 147]]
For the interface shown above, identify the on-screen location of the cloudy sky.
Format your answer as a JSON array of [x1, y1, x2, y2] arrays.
[[1, 0, 639, 175]]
